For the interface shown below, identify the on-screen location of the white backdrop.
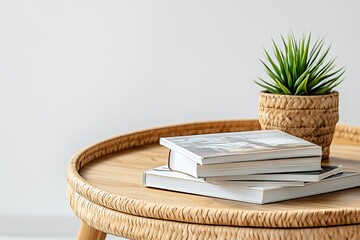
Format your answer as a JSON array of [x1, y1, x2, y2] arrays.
[[1, 0, 359, 237]]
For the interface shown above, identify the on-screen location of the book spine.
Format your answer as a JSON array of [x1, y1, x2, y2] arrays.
[[160, 138, 203, 164]]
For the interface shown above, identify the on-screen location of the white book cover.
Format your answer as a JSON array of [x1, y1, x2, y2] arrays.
[[160, 129, 321, 165]]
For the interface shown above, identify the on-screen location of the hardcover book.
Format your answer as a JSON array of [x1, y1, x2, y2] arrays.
[[160, 129, 321, 165], [206, 165, 342, 182], [144, 166, 360, 204], [168, 150, 321, 178]]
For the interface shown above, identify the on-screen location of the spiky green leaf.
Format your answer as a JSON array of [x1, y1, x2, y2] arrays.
[[256, 32, 345, 95]]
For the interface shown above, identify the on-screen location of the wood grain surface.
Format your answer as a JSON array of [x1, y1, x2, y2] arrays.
[[79, 134, 360, 213], [67, 120, 360, 234]]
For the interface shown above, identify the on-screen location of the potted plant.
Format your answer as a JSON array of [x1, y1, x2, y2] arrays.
[[256, 33, 345, 159]]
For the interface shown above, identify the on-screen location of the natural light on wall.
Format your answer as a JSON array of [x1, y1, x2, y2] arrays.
[[0, 0, 359, 238]]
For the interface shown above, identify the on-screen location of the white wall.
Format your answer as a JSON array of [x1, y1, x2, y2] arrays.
[[1, 0, 359, 237]]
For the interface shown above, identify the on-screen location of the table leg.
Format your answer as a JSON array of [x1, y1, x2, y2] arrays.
[[78, 221, 107, 240]]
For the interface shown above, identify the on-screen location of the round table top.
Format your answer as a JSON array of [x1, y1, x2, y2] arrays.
[[67, 120, 360, 230]]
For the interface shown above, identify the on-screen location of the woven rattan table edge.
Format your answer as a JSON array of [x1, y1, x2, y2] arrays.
[[68, 185, 360, 240], [66, 119, 360, 228]]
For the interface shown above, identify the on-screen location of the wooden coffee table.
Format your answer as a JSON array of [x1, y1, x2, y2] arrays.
[[67, 120, 360, 240]]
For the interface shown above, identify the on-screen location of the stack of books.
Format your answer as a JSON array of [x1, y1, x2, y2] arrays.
[[143, 129, 360, 204]]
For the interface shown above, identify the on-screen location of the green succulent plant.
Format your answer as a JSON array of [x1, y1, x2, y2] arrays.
[[256, 33, 345, 95]]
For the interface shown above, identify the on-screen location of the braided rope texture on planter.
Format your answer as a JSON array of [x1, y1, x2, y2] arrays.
[[67, 120, 360, 239], [259, 91, 339, 159]]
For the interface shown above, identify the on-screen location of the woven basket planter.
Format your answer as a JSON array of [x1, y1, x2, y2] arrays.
[[259, 91, 339, 159]]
